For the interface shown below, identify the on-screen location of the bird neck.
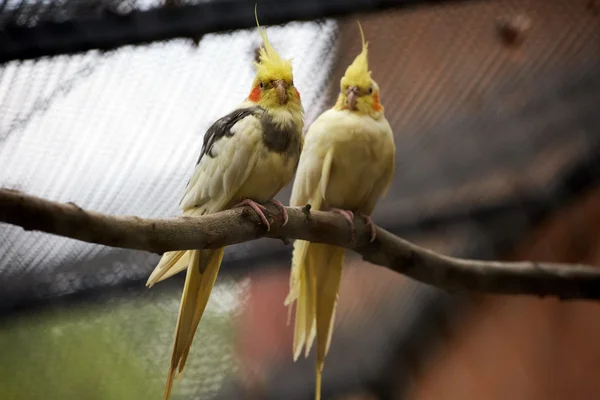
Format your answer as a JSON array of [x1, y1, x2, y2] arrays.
[[265, 103, 304, 131]]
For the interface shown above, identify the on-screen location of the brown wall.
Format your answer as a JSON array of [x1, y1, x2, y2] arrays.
[[407, 186, 600, 400]]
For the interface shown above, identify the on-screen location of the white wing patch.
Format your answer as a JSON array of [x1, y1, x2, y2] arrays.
[[180, 115, 262, 213]]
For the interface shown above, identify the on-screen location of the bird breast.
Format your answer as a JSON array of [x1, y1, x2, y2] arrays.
[[236, 144, 299, 203], [322, 114, 394, 212], [235, 113, 302, 204]]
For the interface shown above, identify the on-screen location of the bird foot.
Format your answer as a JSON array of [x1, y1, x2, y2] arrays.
[[329, 208, 356, 242], [357, 212, 376, 243], [233, 199, 271, 231], [266, 199, 289, 226]]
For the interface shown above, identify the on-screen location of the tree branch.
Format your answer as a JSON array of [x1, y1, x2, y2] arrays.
[[1, 188, 599, 301]]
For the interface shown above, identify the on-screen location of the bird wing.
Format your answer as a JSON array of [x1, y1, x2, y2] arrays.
[[286, 111, 336, 359], [147, 106, 264, 287], [153, 106, 268, 400], [179, 106, 264, 214], [289, 113, 334, 209], [287, 110, 396, 390], [361, 121, 395, 214]]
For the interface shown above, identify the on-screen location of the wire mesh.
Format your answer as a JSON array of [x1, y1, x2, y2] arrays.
[[0, 20, 339, 304], [0, 20, 340, 400], [0, 0, 182, 28]]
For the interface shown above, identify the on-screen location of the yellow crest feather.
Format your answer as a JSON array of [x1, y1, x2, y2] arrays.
[[341, 21, 372, 89], [254, 5, 293, 82]]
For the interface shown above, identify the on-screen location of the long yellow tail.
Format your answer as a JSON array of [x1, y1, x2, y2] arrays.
[[287, 240, 345, 400], [152, 247, 225, 400], [285, 148, 342, 400]]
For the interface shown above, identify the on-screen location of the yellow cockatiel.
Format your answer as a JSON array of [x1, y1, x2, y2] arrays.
[[285, 23, 395, 400], [146, 12, 304, 400]]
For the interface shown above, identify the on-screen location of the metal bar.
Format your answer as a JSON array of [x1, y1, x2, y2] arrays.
[[0, 0, 472, 63]]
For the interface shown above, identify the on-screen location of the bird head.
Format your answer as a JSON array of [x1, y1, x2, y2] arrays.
[[247, 8, 301, 111], [335, 22, 383, 116]]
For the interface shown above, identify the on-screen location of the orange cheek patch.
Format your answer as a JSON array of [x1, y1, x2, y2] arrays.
[[372, 93, 383, 112], [294, 88, 301, 99], [249, 85, 261, 102]]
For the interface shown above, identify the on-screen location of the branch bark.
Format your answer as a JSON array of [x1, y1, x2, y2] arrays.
[[1, 188, 599, 301]]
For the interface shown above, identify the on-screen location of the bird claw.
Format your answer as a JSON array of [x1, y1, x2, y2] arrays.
[[357, 212, 376, 243], [233, 199, 271, 231], [329, 208, 356, 242], [266, 199, 289, 226]]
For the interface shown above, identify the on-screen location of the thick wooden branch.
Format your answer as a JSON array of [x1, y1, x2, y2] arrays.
[[1, 188, 599, 301]]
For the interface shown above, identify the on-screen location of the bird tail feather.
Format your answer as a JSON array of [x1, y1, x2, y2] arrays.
[[287, 240, 344, 400], [146, 250, 188, 287], [286, 148, 341, 400], [311, 243, 344, 400], [162, 247, 225, 400], [147, 207, 211, 286]]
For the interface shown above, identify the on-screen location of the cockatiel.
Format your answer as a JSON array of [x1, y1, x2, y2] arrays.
[[284, 23, 395, 400], [146, 13, 304, 400]]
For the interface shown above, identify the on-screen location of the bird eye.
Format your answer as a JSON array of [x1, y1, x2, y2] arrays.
[[259, 81, 264, 88], [367, 87, 373, 94]]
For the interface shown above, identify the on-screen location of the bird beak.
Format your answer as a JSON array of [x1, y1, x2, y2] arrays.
[[346, 86, 359, 110], [274, 80, 289, 105]]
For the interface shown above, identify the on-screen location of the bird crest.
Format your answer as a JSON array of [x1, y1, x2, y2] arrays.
[[341, 22, 372, 89], [254, 6, 293, 82]]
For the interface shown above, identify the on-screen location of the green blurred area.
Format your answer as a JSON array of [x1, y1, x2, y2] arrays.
[[0, 280, 241, 400]]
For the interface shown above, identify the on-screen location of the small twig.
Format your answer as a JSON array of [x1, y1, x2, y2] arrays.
[[302, 204, 312, 219], [0, 188, 599, 301], [67, 201, 84, 211]]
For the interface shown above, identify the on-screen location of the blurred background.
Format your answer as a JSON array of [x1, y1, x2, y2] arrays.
[[1, 0, 600, 399]]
